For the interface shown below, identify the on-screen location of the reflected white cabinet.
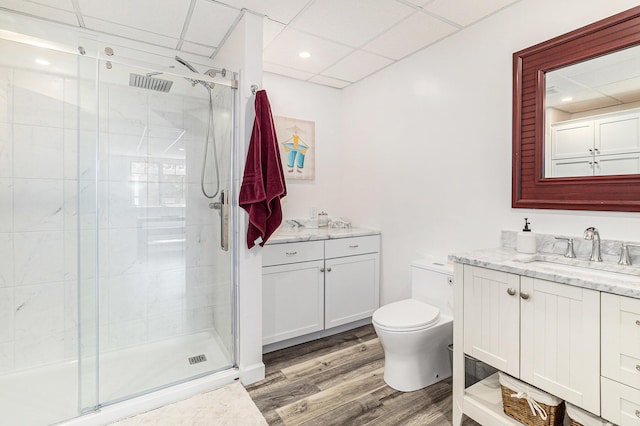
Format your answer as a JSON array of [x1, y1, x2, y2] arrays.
[[460, 265, 600, 417], [549, 109, 640, 177], [262, 235, 380, 346]]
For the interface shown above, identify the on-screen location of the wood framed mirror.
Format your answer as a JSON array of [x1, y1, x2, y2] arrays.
[[513, 6, 640, 212]]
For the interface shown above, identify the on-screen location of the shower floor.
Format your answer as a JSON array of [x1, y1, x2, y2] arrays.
[[0, 329, 232, 426]]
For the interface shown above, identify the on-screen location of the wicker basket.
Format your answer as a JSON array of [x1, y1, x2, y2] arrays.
[[498, 372, 565, 426], [566, 402, 615, 426]]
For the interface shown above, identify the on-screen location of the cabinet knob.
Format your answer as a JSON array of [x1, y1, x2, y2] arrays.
[[520, 292, 530, 300], [327, 267, 332, 272], [636, 320, 640, 326], [285, 251, 297, 256], [636, 409, 640, 418], [349, 245, 359, 248], [635, 365, 640, 372], [320, 267, 325, 272], [507, 288, 516, 296]]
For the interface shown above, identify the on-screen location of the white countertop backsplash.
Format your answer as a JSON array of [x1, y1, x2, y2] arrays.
[[449, 230, 640, 298]]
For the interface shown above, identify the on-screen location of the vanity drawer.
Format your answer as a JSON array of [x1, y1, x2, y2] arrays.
[[602, 376, 640, 425], [602, 293, 640, 390], [263, 241, 324, 266], [325, 235, 380, 259]]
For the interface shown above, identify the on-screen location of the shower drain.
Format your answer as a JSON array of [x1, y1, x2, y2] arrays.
[[188, 354, 208, 365]]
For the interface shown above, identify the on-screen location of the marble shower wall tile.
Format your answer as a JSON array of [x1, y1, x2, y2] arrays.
[[0, 123, 12, 177], [14, 231, 65, 285], [0, 178, 12, 233], [14, 281, 65, 369], [13, 178, 63, 232], [12, 124, 63, 179], [0, 233, 13, 287], [13, 71, 64, 127]]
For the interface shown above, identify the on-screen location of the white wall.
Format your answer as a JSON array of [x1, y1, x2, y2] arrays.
[[262, 73, 345, 220], [270, 0, 640, 306], [339, 0, 640, 304]]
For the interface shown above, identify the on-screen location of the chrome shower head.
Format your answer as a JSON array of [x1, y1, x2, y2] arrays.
[[129, 73, 173, 92], [175, 56, 214, 90]]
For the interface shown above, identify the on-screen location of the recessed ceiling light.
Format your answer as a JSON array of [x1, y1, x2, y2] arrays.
[[561, 96, 573, 102], [35, 58, 50, 66], [178, 148, 185, 151], [299, 51, 311, 59]]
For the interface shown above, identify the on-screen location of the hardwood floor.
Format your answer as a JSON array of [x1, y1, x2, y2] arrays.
[[247, 325, 481, 425]]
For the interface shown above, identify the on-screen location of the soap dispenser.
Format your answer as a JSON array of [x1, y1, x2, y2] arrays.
[[517, 218, 537, 254]]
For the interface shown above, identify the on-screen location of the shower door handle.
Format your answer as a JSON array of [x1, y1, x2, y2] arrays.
[[211, 191, 229, 251], [220, 190, 229, 252]]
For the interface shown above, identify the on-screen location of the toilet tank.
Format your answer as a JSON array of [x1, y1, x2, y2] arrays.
[[411, 258, 454, 317]]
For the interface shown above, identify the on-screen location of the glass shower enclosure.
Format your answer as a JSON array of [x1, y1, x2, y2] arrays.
[[0, 31, 237, 425]]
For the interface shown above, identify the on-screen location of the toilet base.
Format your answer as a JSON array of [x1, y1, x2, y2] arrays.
[[375, 318, 453, 392]]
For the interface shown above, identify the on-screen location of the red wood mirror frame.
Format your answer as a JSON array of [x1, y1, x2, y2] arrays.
[[513, 6, 640, 212]]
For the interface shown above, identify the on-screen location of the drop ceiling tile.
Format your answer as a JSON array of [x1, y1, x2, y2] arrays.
[[290, 0, 414, 47], [180, 41, 215, 57], [29, 0, 75, 11], [264, 29, 352, 74], [264, 64, 314, 81], [363, 11, 457, 60], [78, 0, 189, 37], [308, 75, 350, 89], [83, 17, 179, 48], [184, 0, 240, 46], [1, 0, 78, 25], [322, 50, 393, 82], [423, 0, 519, 27], [218, 0, 311, 24], [263, 18, 285, 48]]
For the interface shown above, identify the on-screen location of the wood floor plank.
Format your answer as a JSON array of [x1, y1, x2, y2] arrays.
[[248, 325, 483, 426], [263, 325, 378, 373], [275, 367, 387, 425], [281, 338, 382, 381]]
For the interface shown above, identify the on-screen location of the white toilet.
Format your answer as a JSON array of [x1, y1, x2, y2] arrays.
[[372, 258, 453, 392]]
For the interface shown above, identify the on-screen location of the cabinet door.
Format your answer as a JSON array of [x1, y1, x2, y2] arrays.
[[595, 111, 640, 155], [551, 157, 594, 177], [595, 153, 640, 176], [520, 277, 600, 415], [551, 120, 594, 158], [463, 265, 520, 377], [602, 293, 640, 390], [325, 253, 379, 329], [262, 260, 324, 345]]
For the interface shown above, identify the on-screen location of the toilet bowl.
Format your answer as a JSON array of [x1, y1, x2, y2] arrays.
[[372, 258, 453, 392]]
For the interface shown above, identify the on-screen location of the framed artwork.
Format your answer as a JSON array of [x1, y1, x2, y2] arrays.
[[274, 115, 315, 180]]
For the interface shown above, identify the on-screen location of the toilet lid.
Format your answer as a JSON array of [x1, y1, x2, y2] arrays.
[[372, 299, 440, 332]]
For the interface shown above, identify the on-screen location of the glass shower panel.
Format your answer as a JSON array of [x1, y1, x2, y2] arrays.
[[95, 58, 234, 405], [0, 36, 92, 425]]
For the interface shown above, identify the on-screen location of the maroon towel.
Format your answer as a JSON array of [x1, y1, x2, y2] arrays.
[[239, 90, 287, 248]]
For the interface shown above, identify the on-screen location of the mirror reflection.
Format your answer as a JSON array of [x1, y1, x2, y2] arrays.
[[544, 44, 640, 178]]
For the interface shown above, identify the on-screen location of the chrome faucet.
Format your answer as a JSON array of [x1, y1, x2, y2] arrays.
[[583, 227, 602, 262]]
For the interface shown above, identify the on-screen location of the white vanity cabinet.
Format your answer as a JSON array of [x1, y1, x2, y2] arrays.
[[262, 234, 380, 347], [262, 241, 325, 345], [458, 264, 601, 424], [325, 236, 380, 329], [601, 292, 640, 424]]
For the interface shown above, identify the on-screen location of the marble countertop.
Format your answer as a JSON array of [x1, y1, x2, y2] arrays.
[[449, 247, 640, 298], [267, 227, 380, 244]]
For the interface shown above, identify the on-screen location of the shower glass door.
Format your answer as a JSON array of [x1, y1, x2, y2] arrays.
[[79, 56, 235, 408]]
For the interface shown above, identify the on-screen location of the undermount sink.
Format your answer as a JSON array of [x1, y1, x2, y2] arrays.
[[515, 254, 640, 282]]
